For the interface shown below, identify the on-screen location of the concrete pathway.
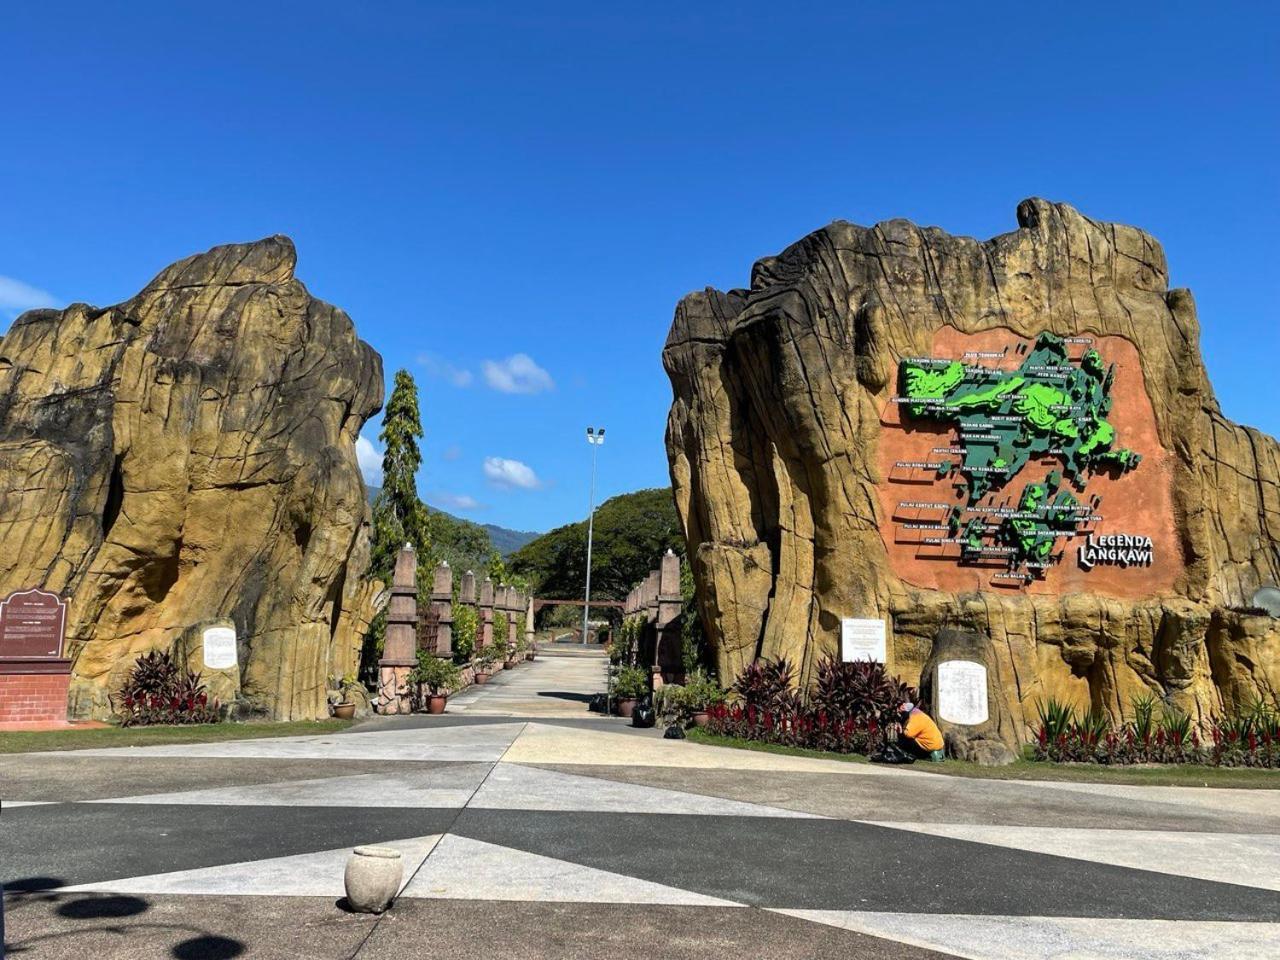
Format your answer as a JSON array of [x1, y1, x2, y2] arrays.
[[3, 687, 1280, 958], [446, 645, 607, 717]]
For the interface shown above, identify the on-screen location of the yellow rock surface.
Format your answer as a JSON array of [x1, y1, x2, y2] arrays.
[[0, 237, 383, 719]]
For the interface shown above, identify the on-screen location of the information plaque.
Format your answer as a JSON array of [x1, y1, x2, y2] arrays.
[[0, 588, 68, 660], [840, 618, 886, 663], [936, 659, 989, 725]]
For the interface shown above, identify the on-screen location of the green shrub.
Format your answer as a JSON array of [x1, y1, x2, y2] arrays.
[[410, 650, 462, 695], [452, 604, 478, 662], [494, 610, 510, 655], [613, 665, 649, 700]]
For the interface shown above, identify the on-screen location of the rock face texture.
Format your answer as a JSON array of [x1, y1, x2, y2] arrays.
[[665, 199, 1280, 738], [0, 237, 383, 719]]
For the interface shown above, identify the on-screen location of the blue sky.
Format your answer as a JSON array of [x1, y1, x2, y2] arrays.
[[3, 2, 1276, 533]]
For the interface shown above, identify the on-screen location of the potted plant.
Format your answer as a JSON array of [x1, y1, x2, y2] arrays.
[[682, 670, 726, 728], [410, 652, 461, 714], [613, 665, 649, 719], [474, 650, 496, 684], [333, 672, 360, 720]]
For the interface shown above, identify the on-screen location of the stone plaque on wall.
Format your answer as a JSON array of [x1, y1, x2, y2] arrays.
[[202, 626, 238, 670], [0, 588, 68, 660], [936, 659, 989, 725], [840, 618, 886, 663]]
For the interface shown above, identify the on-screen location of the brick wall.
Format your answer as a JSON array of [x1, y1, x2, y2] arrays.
[[0, 673, 71, 723]]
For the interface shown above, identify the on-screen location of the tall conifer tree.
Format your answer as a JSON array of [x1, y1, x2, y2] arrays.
[[369, 370, 429, 581]]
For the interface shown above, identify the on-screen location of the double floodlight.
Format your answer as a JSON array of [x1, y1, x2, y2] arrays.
[[586, 426, 606, 445]]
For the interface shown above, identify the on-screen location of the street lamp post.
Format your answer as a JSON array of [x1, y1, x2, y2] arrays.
[[582, 426, 604, 646]]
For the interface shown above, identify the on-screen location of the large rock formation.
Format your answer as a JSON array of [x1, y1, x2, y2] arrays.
[[665, 199, 1280, 738], [0, 237, 383, 719]]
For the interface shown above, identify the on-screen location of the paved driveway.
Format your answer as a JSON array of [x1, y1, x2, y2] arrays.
[[3, 651, 1279, 959]]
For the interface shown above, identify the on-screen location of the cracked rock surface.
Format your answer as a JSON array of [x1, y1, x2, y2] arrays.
[[664, 199, 1279, 732], [0, 237, 383, 719]]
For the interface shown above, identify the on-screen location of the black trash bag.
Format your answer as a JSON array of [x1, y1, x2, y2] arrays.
[[588, 693, 607, 714], [663, 725, 686, 740], [631, 695, 656, 728], [870, 742, 916, 765]]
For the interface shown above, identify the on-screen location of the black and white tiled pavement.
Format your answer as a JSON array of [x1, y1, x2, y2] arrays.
[[3, 659, 1279, 959]]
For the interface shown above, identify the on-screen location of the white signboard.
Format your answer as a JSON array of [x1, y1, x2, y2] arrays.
[[937, 659, 988, 725], [840, 618, 886, 663], [202, 626, 238, 671]]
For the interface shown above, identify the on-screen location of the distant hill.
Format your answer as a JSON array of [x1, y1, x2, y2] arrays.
[[481, 522, 539, 555], [366, 486, 539, 558]]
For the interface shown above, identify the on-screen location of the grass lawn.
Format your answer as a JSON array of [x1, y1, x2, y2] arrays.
[[684, 727, 1280, 789], [0, 719, 353, 754]]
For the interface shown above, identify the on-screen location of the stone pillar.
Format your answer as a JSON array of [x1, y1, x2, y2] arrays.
[[378, 544, 418, 714], [506, 587, 519, 651], [431, 561, 453, 658], [479, 577, 494, 651], [655, 549, 684, 682], [525, 594, 536, 653]]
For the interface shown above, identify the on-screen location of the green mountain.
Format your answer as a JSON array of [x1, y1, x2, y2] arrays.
[[508, 488, 684, 600], [365, 486, 538, 559]]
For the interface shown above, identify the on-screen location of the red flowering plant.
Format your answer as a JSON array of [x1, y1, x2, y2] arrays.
[[114, 651, 220, 727]]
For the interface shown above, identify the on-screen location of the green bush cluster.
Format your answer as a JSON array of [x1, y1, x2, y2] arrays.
[[1034, 694, 1280, 767]]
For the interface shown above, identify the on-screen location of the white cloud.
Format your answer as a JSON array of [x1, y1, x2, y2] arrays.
[[482, 353, 554, 394], [0, 275, 60, 318], [483, 456, 541, 490], [417, 353, 473, 388], [434, 492, 482, 511], [356, 435, 383, 487]]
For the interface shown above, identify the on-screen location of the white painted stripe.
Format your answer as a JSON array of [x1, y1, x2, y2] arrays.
[[470, 763, 822, 818], [87, 772, 476, 809], [2, 800, 54, 808], [862, 820, 1280, 892], [59, 835, 442, 897], [775, 910, 1280, 960], [402, 834, 743, 906], [56, 723, 525, 762]]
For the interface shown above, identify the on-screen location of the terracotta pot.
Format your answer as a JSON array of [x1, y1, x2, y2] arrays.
[[427, 694, 447, 714], [333, 702, 356, 720], [503, 660, 516, 670], [474, 672, 490, 684], [691, 711, 709, 728], [618, 698, 637, 718]]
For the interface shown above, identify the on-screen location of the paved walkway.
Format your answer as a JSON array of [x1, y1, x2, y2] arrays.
[[446, 645, 607, 717], [3, 659, 1280, 958]]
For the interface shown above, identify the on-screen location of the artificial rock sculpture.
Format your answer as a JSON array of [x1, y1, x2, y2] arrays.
[[665, 199, 1280, 740], [0, 236, 383, 719]]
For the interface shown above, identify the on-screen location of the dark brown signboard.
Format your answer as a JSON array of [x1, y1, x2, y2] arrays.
[[0, 588, 68, 660]]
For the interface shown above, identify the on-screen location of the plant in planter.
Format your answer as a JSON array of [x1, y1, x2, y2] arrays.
[[409, 651, 462, 714], [473, 649, 497, 684], [613, 665, 649, 718], [333, 672, 362, 720], [495, 611, 515, 667], [679, 669, 726, 727]]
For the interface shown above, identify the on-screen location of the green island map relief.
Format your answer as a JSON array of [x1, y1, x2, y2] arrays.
[[897, 332, 1141, 579]]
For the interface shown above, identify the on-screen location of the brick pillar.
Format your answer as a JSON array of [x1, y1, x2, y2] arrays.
[[431, 561, 454, 658], [479, 576, 494, 651], [379, 544, 418, 714]]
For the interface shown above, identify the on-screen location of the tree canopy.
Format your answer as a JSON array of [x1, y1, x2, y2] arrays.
[[508, 487, 685, 602]]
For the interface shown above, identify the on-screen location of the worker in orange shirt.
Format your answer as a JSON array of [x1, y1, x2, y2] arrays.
[[897, 701, 946, 762]]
